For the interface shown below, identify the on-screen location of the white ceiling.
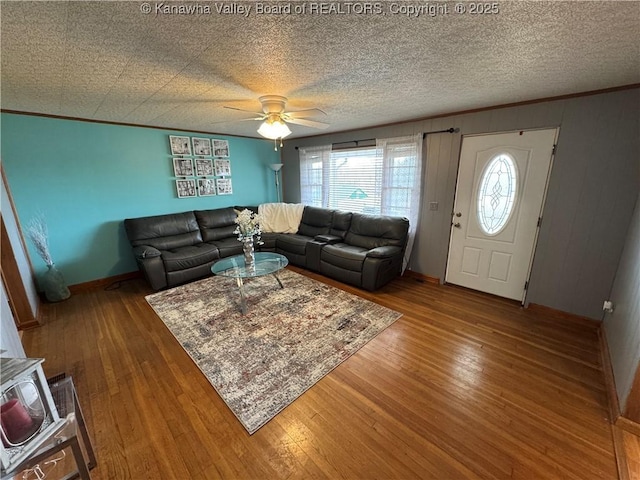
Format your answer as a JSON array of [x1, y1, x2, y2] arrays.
[[1, 1, 638, 139]]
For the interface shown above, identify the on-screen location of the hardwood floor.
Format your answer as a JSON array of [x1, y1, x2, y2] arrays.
[[20, 267, 620, 479], [622, 430, 640, 480]]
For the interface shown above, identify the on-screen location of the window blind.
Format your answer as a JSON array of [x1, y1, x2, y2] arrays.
[[326, 147, 382, 214]]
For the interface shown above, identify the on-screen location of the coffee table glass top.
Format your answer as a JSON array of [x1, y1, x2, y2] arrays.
[[211, 252, 288, 279]]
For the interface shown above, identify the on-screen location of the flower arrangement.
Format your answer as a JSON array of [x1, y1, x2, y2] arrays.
[[26, 214, 54, 266], [234, 209, 262, 242]]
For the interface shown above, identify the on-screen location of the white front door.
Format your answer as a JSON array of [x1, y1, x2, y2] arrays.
[[445, 129, 557, 301]]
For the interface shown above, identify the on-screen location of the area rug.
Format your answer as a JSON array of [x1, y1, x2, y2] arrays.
[[145, 269, 401, 434]]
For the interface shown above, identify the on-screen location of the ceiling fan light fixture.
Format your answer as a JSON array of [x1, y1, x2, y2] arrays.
[[257, 117, 292, 140]]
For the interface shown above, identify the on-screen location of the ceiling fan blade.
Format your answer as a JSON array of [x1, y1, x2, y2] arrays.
[[284, 108, 327, 119], [211, 117, 263, 125], [224, 106, 265, 116], [286, 117, 330, 129]]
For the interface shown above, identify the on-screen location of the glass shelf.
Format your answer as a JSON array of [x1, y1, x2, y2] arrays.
[[2, 377, 95, 480]]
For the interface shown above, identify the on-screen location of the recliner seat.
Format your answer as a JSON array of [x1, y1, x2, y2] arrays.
[[319, 213, 409, 291], [124, 211, 219, 290]]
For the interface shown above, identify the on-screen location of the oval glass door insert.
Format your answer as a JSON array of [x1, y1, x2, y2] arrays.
[[477, 153, 517, 235]]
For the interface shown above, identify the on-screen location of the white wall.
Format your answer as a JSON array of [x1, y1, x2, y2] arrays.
[[604, 191, 640, 410], [0, 281, 26, 358]]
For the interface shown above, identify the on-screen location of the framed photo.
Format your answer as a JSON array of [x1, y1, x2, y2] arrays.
[[195, 158, 214, 176], [176, 179, 197, 198], [198, 178, 217, 196], [169, 135, 192, 156], [172, 157, 194, 177], [212, 139, 230, 158], [214, 159, 231, 177], [192, 137, 212, 156], [216, 178, 233, 195]]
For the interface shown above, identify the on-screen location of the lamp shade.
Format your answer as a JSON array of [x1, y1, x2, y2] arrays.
[[257, 119, 292, 140], [269, 163, 283, 172]]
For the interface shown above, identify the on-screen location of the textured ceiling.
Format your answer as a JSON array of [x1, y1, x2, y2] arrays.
[[1, 1, 639, 139]]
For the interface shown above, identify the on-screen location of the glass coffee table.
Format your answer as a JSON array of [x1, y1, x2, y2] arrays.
[[211, 252, 288, 314]]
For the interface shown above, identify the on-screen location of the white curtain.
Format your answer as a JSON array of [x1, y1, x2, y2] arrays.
[[377, 133, 423, 272], [299, 144, 332, 207]]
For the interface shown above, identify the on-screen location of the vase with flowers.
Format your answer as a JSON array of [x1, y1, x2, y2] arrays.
[[234, 209, 262, 267], [26, 214, 70, 302]]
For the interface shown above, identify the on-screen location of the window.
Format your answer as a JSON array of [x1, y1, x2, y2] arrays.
[[299, 134, 423, 272], [477, 153, 517, 235], [299, 138, 420, 218], [327, 147, 382, 214]]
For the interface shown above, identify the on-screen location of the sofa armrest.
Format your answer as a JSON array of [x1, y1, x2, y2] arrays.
[[132, 245, 161, 259], [314, 234, 342, 245], [366, 246, 402, 259], [130, 246, 167, 290]]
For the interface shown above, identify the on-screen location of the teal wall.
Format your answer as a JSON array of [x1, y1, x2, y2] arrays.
[[1, 113, 280, 286]]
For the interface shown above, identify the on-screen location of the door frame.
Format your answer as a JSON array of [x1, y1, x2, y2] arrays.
[[444, 127, 559, 304], [1, 165, 41, 329], [1, 215, 39, 329]]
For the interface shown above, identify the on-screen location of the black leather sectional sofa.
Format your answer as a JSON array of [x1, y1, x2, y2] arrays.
[[124, 205, 409, 292]]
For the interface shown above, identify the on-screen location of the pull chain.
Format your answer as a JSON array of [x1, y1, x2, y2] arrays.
[[273, 138, 285, 151]]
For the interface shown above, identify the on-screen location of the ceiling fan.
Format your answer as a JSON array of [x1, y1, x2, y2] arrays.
[[224, 95, 329, 148]]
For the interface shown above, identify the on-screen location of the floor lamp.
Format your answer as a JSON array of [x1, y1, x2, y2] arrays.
[[269, 163, 283, 203]]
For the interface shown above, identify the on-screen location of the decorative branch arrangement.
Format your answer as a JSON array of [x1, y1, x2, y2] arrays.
[[26, 214, 53, 266], [26, 213, 71, 302]]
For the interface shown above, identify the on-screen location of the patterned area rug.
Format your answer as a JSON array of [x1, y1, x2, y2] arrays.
[[145, 269, 401, 434]]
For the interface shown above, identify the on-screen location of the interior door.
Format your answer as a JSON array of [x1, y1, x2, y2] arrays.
[[445, 129, 557, 301]]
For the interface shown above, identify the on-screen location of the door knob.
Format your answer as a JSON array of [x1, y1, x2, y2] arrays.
[[453, 222, 461, 228]]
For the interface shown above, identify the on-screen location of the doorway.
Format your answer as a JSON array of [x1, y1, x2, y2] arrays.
[[445, 129, 557, 302]]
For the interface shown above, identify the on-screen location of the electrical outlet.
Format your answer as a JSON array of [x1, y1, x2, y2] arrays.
[[429, 202, 439, 211], [603, 300, 614, 313]]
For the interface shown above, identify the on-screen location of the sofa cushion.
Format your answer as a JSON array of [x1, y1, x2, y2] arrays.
[[125, 212, 202, 250], [161, 243, 219, 272], [345, 213, 409, 249], [277, 234, 312, 256], [209, 237, 243, 258], [321, 243, 369, 272], [195, 207, 238, 242], [330, 211, 353, 239], [297, 206, 334, 237]]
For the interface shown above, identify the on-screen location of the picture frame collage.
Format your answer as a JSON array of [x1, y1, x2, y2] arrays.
[[169, 135, 233, 198]]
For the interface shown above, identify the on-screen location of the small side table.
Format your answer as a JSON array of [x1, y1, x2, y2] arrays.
[[2, 377, 96, 480]]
